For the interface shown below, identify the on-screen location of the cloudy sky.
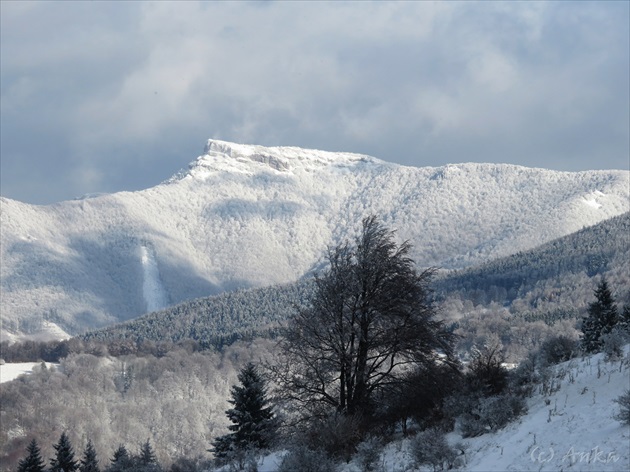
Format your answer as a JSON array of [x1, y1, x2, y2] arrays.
[[1, 1, 628, 204]]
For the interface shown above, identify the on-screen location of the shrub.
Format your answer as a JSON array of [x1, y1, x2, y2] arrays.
[[442, 393, 478, 421], [538, 335, 577, 366], [355, 436, 383, 472], [466, 342, 508, 396], [214, 448, 259, 472], [302, 413, 363, 460], [459, 413, 487, 438], [459, 393, 527, 438], [613, 390, 630, 425], [509, 354, 540, 397], [601, 330, 625, 361], [277, 446, 337, 472], [410, 428, 461, 471], [168, 457, 210, 472]]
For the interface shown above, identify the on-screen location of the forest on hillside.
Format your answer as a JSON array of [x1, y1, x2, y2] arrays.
[[68, 213, 630, 362]]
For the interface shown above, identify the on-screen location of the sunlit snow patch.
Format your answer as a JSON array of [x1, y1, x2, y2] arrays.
[[582, 191, 605, 209], [140, 244, 168, 312], [0, 362, 58, 384]]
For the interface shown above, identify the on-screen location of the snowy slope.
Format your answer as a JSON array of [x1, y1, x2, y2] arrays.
[[457, 350, 630, 472], [249, 348, 630, 472], [1, 140, 629, 340]]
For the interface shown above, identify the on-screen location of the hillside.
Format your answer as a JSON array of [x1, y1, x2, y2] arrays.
[[82, 280, 313, 349], [83, 213, 629, 351], [457, 348, 630, 472], [435, 211, 630, 312], [2, 140, 629, 340], [297, 347, 630, 472]]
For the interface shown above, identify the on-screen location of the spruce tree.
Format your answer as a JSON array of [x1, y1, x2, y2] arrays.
[[105, 445, 132, 472], [211, 363, 275, 458], [138, 439, 160, 470], [18, 439, 46, 472], [581, 279, 619, 353], [50, 432, 79, 472], [139, 440, 155, 465], [79, 439, 100, 472], [111, 445, 129, 464]]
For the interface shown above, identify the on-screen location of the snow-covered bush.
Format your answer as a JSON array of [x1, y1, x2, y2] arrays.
[[509, 354, 541, 397], [168, 457, 210, 472], [613, 389, 630, 425], [538, 335, 578, 366], [410, 428, 462, 471], [602, 329, 625, 361], [458, 414, 487, 438], [466, 341, 508, 396], [277, 446, 337, 472], [459, 393, 528, 438], [355, 436, 383, 472], [213, 448, 259, 472], [442, 391, 478, 423]]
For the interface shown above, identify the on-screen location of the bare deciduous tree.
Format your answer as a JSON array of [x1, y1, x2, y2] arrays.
[[273, 216, 456, 421]]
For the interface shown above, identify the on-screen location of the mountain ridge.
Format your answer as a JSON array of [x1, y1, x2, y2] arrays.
[[1, 140, 628, 341]]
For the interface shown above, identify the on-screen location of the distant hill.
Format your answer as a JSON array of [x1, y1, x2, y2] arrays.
[[82, 213, 630, 348], [434, 211, 630, 314], [82, 279, 313, 349], [2, 140, 628, 340]]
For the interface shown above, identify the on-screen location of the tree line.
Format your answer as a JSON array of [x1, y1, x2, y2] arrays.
[[17, 433, 164, 472]]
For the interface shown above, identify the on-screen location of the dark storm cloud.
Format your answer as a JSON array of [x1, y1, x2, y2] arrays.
[[1, 1, 628, 204]]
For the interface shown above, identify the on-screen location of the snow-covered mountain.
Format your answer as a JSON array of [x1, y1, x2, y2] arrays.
[[1, 140, 629, 341]]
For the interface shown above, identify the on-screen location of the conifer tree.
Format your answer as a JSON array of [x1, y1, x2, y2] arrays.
[[111, 445, 129, 464], [211, 362, 275, 458], [18, 439, 46, 472], [50, 432, 79, 472], [581, 278, 619, 353], [139, 439, 158, 468], [105, 445, 132, 472], [79, 439, 100, 472]]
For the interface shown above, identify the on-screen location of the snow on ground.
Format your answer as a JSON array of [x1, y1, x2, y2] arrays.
[[459, 348, 630, 472], [1, 321, 70, 344], [247, 347, 630, 472], [0, 362, 58, 384]]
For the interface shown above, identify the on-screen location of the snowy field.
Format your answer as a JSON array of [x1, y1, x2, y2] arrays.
[[0, 362, 58, 384]]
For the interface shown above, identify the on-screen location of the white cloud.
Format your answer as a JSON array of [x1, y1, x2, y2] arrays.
[[1, 1, 628, 204]]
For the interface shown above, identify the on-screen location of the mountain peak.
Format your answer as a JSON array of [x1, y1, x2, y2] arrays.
[[167, 139, 383, 183]]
